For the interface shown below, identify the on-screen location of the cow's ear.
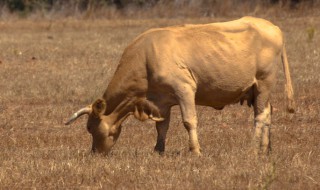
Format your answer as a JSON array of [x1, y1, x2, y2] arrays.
[[134, 100, 164, 122], [92, 99, 107, 117]]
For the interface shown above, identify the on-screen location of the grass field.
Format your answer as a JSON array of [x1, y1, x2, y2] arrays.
[[0, 16, 319, 189]]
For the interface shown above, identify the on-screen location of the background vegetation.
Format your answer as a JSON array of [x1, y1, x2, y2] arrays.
[[0, 0, 318, 18]]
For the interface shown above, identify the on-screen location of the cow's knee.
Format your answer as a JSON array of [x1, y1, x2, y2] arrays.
[[182, 118, 201, 154], [183, 119, 197, 131]]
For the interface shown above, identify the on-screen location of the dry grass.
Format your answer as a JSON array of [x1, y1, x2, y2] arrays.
[[0, 16, 319, 189]]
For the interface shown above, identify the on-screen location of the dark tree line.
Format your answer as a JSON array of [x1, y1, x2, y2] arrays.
[[1, 0, 315, 12]]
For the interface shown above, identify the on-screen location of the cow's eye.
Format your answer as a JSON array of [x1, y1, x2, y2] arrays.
[[87, 125, 92, 133]]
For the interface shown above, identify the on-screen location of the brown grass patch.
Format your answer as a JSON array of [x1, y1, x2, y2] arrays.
[[0, 17, 319, 189]]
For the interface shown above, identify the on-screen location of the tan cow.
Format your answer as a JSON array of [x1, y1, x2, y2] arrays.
[[65, 16, 295, 156]]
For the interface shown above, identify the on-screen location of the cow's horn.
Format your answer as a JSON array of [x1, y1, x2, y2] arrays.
[[65, 106, 92, 125], [149, 114, 165, 122]]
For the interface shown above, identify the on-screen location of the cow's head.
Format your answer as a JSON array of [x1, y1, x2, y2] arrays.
[[65, 99, 123, 155], [65, 98, 163, 155]]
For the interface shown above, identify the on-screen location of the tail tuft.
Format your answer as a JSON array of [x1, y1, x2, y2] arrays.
[[287, 99, 295, 113]]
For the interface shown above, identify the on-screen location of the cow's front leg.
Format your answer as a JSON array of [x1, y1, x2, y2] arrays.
[[177, 86, 201, 155], [154, 107, 171, 154]]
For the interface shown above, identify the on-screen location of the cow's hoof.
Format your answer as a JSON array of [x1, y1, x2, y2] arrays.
[[190, 149, 202, 157], [154, 149, 165, 156]]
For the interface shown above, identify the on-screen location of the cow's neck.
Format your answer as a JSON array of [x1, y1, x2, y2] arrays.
[[103, 50, 148, 116]]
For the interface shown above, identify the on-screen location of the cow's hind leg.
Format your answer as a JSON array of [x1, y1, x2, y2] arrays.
[[154, 106, 171, 155], [253, 85, 272, 155], [177, 85, 201, 155]]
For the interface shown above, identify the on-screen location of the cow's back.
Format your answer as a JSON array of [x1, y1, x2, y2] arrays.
[[141, 19, 259, 107], [126, 17, 283, 107]]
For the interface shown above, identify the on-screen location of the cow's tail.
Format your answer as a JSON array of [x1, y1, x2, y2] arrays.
[[281, 44, 295, 113]]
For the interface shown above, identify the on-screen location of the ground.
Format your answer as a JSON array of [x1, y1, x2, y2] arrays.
[[0, 17, 319, 189]]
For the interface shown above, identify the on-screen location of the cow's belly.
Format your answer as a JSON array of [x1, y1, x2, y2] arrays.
[[189, 54, 257, 107], [194, 73, 256, 108]]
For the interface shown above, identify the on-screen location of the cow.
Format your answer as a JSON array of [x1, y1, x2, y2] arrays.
[[65, 16, 295, 156]]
